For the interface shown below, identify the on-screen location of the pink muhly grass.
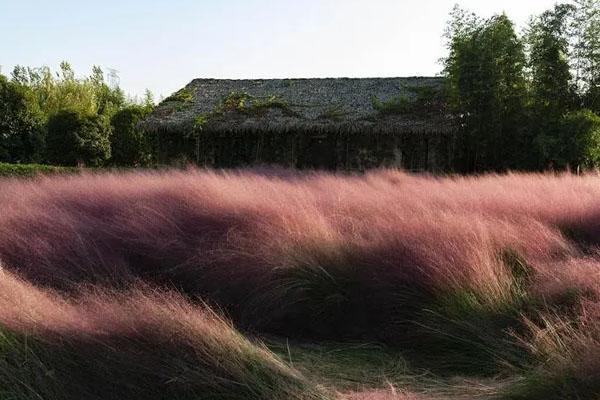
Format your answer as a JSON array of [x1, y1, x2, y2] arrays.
[[509, 299, 600, 399], [345, 388, 425, 400], [0, 169, 598, 341], [0, 269, 330, 400], [4, 168, 600, 391]]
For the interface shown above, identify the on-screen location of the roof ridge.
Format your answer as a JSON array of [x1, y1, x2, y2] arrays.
[[188, 76, 442, 84]]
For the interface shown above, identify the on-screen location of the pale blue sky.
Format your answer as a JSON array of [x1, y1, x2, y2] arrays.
[[2, 0, 559, 99]]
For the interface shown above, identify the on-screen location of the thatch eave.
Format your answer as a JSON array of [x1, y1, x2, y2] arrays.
[[142, 116, 456, 135]]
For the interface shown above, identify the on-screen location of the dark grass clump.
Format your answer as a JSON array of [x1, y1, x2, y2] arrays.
[[0, 271, 329, 400], [505, 300, 600, 400]]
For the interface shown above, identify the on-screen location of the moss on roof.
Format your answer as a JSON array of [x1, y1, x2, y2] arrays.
[[142, 77, 455, 135]]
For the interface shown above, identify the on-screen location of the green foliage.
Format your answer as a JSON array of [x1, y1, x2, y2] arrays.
[[0, 162, 76, 177], [11, 62, 125, 122], [267, 341, 418, 392], [46, 110, 111, 167], [371, 86, 445, 116], [571, 0, 600, 112], [371, 95, 415, 115], [443, 2, 600, 172], [536, 109, 600, 168], [407, 85, 440, 101], [214, 92, 297, 117], [219, 91, 251, 113], [2, 2, 600, 173], [194, 114, 209, 129], [526, 4, 576, 123], [1, 62, 159, 168], [525, 4, 580, 169], [157, 91, 301, 165], [501, 249, 535, 303], [408, 85, 447, 112], [0, 74, 44, 163], [141, 89, 156, 111], [253, 95, 296, 115], [163, 87, 194, 104], [317, 105, 349, 121], [444, 9, 531, 171], [110, 105, 154, 166], [0, 308, 330, 400]]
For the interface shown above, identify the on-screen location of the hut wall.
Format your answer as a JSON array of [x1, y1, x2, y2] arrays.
[[157, 128, 456, 172]]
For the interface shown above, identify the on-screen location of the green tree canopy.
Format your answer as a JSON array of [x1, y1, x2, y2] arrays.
[[526, 4, 576, 120], [6, 62, 156, 167], [45, 110, 111, 167], [536, 109, 600, 169], [571, 0, 600, 111], [444, 9, 529, 172], [110, 104, 154, 166], [0, 74, 44, 163], [10, 62, 125, 122]]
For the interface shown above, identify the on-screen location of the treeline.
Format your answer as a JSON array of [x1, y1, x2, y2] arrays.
[[0, 62, 155, 167], [445, 0, 600, 172], [1, 1, 599, 172]]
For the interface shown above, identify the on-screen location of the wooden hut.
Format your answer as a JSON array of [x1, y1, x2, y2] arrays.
[[141, 77, 457, 171]]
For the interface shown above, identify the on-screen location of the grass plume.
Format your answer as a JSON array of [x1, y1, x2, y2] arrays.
[[2, 168, 600, 396]]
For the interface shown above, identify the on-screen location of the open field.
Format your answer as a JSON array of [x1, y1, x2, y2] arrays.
[[1, 168, 600, 399]]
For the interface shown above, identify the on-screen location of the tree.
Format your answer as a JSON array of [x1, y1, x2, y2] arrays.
[[444, 9, 529, 171], [571, 0, 600, 111], [526, 4, 578, 167], [5, 62, 158, 167], [0, 74, 44, 163], [526, 4, 576, 121], [143, 89, 155, 110], [110, 105, 153, 166], [536, 109, 600, 168], [90, 65, 126, 119], [11, 62, 126, 122], [45, 110, 111, 167]]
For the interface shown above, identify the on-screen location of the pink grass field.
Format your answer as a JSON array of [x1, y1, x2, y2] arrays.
[[1, 168, 600, 398], [0, 169, 598, 304]]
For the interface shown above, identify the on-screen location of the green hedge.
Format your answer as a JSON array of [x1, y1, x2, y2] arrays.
[[0, 163, 77, 178]]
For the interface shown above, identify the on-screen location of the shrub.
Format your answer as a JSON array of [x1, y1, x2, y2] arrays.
[[0, 162, 76, 177], [45, 110, 111, 166], [564, 109, 600, 168], [0, 75, 44, 163], [371, 95, 415, 115], [110, 105, 153, 166], [163, 88, 194, 104], [535, 110, 600, 169]]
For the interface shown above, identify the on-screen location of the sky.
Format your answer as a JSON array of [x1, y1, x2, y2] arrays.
[[1, 0, 560, 99]]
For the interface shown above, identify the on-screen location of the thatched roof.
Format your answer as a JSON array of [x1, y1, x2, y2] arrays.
[[141, 77, 455, 135]]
